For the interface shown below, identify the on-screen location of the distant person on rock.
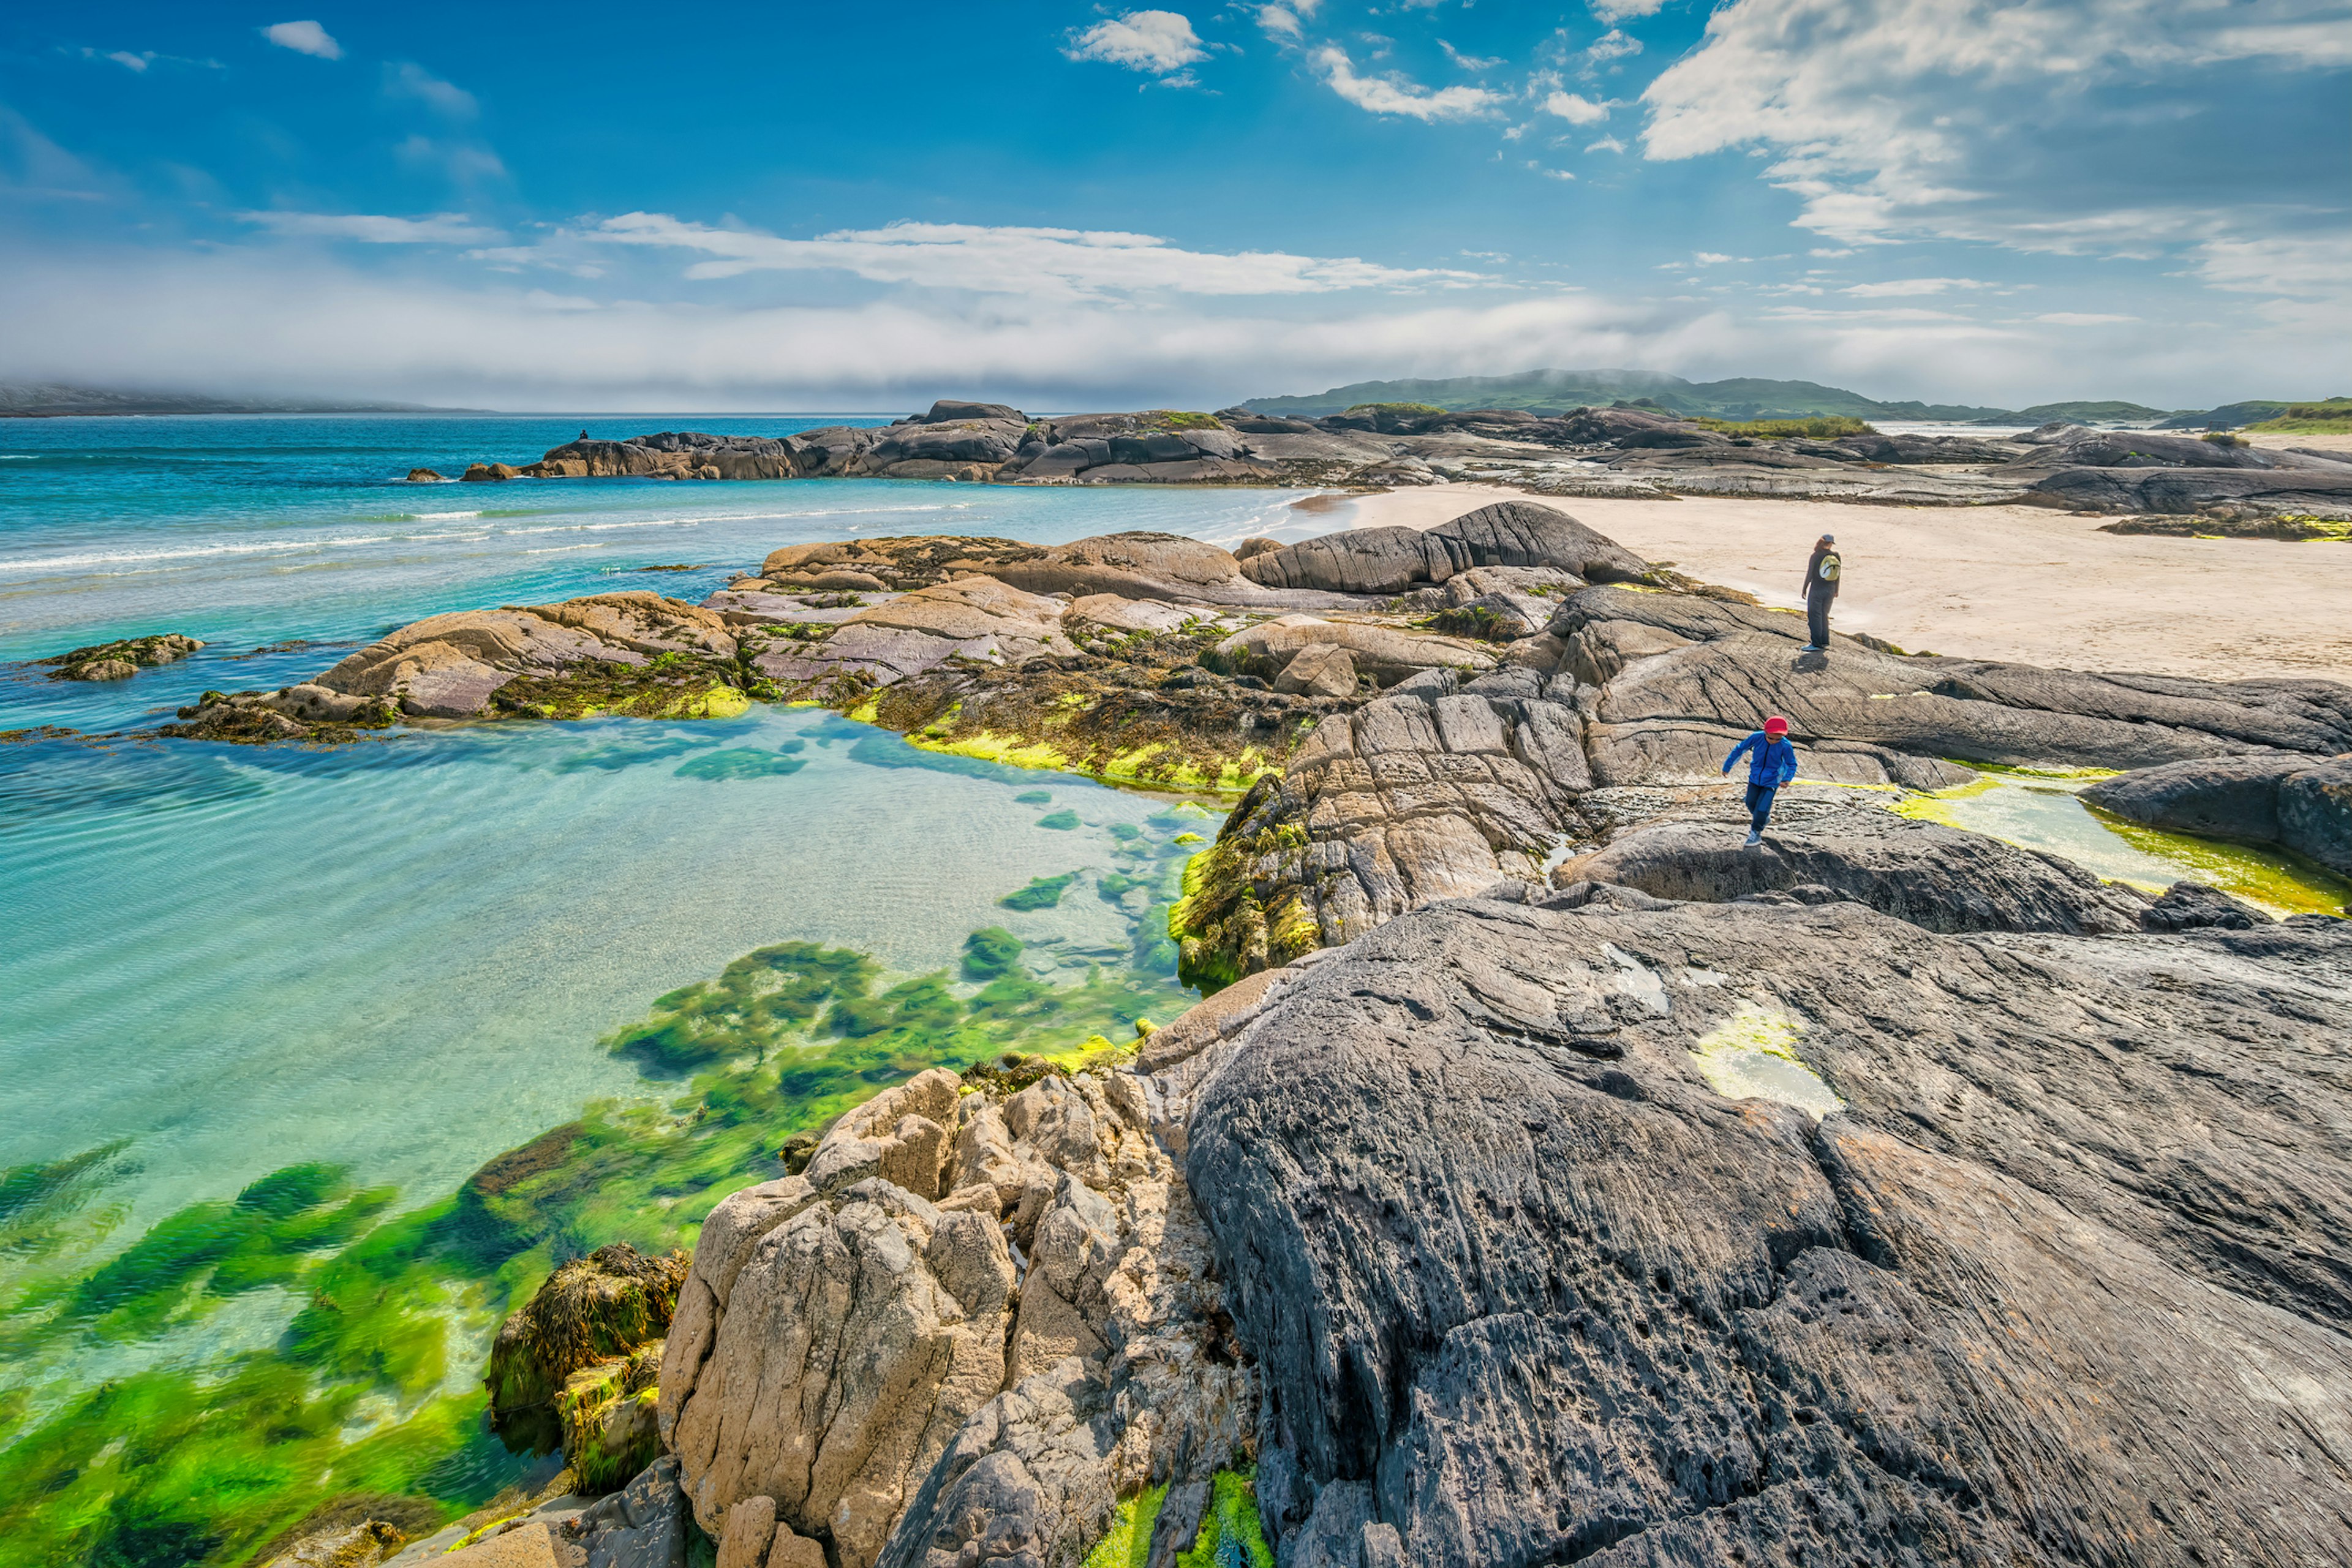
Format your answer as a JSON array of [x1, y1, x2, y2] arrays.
[[1724, 715, 1799, 846], [1802, 533, 1841, 651], [577, 428, 590, 441]]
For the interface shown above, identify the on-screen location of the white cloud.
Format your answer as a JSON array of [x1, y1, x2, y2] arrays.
[[261, 21, 341, 60], [584, 213, 1482, 298], [1313, 45, 1502, 120], [1440, 41, 1504, 70], [1542, 91, 1610, 125], [1257, 6, 1302, 39], [2034, 312, 2139, 324], [1065, 10, 1207, 74], [9, 238, 2342, 412], [1586, 135, 1626, 153], [393, 135, 507, 184], [387, 62, 477, 118], [1640, 0, 2350, 278], [1692, 252, 1736, 265], [2193, 233, 2343, 299], [1591, 0, 1668, 18], [1844, 277, 1992, 296], [1586, 29, 1642, 62], [1536, 167, 1577, 181], [1809, 247, 1855, 258], [107, 51, 153, 72], [238, 211, 502, 244]]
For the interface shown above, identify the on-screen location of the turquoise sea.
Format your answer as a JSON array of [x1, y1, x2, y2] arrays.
[[0, 415, 1319, 1562]]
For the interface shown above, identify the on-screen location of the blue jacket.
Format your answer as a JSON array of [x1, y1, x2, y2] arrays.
[[1724, 731, 1798, 788]]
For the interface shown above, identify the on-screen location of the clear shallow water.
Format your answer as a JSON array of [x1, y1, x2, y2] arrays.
[[0, 415, 1286, 1346], [0, 413, 1314, 731]]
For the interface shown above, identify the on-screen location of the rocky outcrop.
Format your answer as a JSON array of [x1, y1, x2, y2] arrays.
[[527, 432, 799, 481], [1170, 666, 1588, 988], [165, 591, 750, 739], [38, 632, 205, 682], [1169, 521, 2352, 987], [751, 578, 1077, 689], [1556, 801, 2151, 934], [1238, 502, 1648, 595], [658, 1065, 1251, 1568], [2086, 753, 2352, 877], [1557, 584, 2352, 775], [1185, 894, 2352, 1567]]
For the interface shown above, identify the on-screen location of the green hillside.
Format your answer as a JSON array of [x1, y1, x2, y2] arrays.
[[1238, 369, 2010, 421], [2154, 400, 2290, 431], [2244, 398, 2352, 434]]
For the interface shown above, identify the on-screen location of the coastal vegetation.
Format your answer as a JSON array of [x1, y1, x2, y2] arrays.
[[2244, 397, 2352, 434], [1691, 414, 1875, 439]]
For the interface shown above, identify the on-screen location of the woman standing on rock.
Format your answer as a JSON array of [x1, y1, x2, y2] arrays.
[[1802, 533, 1841, 651], [1724, 715, 1800, 845]]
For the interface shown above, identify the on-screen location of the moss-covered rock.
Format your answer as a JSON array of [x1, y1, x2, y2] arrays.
[[555, 1340, 663, 1494], [1169, 778, 1321, 992], [484, 1242, 687, 1428], [38, 633, 205, 682]]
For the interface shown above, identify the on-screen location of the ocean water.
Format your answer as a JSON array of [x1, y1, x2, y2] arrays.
[[0, 415, 1306, 1355]]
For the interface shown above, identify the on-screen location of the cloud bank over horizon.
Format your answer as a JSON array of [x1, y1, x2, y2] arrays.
[[1, 0, 2343, 410]]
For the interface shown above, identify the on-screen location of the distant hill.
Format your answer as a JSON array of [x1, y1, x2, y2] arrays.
[[0, 381, 481, 417], [2154, 400, 2299, 431], [1238, 369, 2016, 422], [1996, 400, 2177, 426], [1237, 371, 2204, 426]]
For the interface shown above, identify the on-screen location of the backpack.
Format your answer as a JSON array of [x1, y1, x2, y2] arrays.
[[1818, 553, 1841, 582]]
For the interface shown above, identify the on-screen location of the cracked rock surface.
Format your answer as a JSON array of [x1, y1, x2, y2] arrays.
[[1185, 895, 2352, 1567]]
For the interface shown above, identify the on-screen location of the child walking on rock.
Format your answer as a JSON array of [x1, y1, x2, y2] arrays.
[[1724, 715, 1798, 846]]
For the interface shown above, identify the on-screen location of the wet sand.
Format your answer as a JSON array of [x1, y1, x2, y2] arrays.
[[1317, 482, 2352, 684]]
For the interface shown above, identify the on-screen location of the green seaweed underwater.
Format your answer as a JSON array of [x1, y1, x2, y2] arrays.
[[0, 886, 1196, 1567]]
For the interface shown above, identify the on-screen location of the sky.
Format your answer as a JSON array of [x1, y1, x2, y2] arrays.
[[1, 1, 2345, 411]]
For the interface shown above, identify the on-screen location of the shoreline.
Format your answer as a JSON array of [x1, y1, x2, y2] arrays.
[[1324, 481, 2352, 683]]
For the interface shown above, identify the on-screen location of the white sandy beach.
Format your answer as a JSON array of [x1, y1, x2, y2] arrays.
[[1321, 482, 2352, 684]]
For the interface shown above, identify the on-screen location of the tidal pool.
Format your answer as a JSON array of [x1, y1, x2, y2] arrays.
[[1892, 769, 2348, 916]]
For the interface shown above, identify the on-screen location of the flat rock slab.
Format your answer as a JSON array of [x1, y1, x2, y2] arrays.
[[1188, 896, 2352, 1567]]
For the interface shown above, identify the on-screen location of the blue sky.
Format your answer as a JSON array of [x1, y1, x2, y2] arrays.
[[1, 1, 2345, 410]]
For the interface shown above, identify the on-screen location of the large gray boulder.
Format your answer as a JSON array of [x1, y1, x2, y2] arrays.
[[914, 399, 1026, 425], [2086, 753, 2352, 877], [1559, 801, 2150, 934], [2019, 464, 2352, 514], [1239, 503, 1648, 595], [1186, 895, 2352, 1567]]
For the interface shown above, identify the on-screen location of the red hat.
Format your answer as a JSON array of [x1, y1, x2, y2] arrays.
[[1763, 715, 1790, 736]]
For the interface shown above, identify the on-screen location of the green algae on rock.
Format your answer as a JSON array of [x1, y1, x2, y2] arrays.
[[1001, 872, 1080, 911], [0, 908, 1193, 1568], [36, 632, 206, 682], [553, 1339, 665, 1494], [483, 1242, 686, 1434], [1169, 785, 1321, 993], [1687, 1003, 1844, 1120]]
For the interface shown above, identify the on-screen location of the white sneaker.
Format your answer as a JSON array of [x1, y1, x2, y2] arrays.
[[1744, 829, 1762, 846]]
